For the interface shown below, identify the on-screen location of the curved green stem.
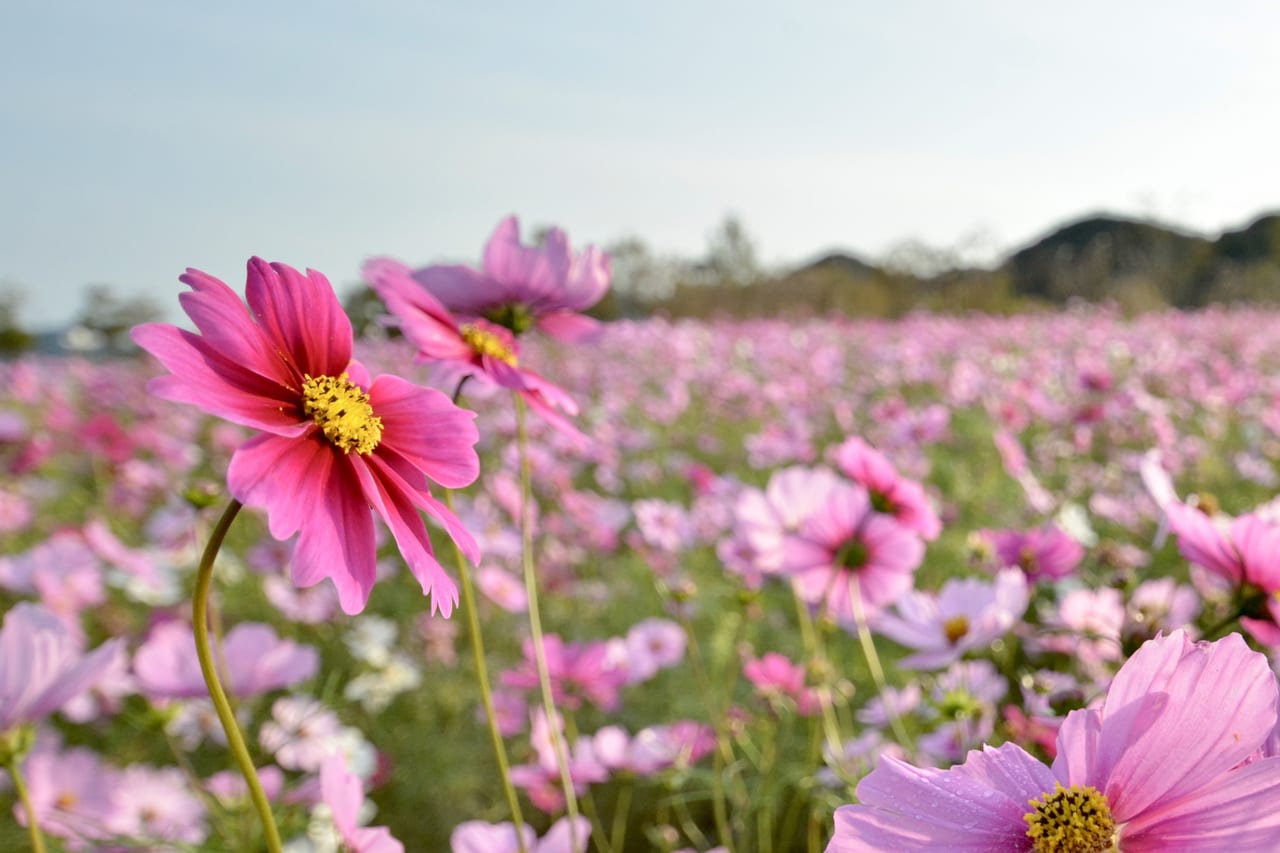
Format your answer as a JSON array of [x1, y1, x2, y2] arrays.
[[443, 488, 529, 853], [515, 397, 583, 848], [5, 757, 45, 853], [193, 499, 283, 853]]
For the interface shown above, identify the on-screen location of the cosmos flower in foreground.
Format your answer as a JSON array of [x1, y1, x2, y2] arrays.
[[131, 258, 481, 615], [828, 630, 1280, 851], [404, 215, 611, 341]]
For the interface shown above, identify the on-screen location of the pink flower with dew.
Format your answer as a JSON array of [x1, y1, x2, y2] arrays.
[[0, 602, 122, 732], [393, 215, 610, 342], [320, 752, 405, 853], [131, 258, 480, 615], [17, 746, 118, 847], [133, 620, 317, 700], [743, 651, 819, 716], [834, 437, 942, 540], [451, 816, 592, 853], [782, 481, 924, 622], [364, 258, 585, 440], [979, 525, 1084, 582], [1166, 502, 1280, 644], [828, 631, 1280, 852], [623, 618, 686, 684], [874, 568, 1029, 670]]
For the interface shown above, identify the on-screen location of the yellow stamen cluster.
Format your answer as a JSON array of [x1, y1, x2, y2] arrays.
[[460, 323, 518, 366], [1024, 783, 1117, 853], [301, 373, 382, 455], [942, 615, 970, 644]]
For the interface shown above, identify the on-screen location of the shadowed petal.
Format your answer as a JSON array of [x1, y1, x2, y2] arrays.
[[227, 434, 334, 542], [1121, 757, 1280, 850], [291, 457, 377, 615]]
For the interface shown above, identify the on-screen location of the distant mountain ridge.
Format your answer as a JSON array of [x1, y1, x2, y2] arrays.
[[656, 210, 1280, 318]]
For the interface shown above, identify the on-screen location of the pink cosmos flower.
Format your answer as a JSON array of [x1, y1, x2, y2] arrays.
[[364, 257, 584, 438], [131, 258, 481, 615], [133, 620, 318, 700], [501, 634, 628, 711], [874, 568, 1029, 669], [834, 437, 942, 540], [781, 481, 924, 621], [0, 602, 123, 733], [1165, 502, 1280, 643], [743, 651, 820, 716], [320, 752, 405, 853], [828, 630, 1280, 851], [398, 215, 610, 341], [979, 525, 1084, 582], [17, 745, 118, 848]]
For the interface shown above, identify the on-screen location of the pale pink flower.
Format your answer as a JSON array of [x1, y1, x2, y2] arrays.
[[320, 752, 404, 853], [133, 620, 318, 700], [0, 602, 122, 732]]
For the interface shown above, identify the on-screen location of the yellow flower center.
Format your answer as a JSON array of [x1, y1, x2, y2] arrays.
[[55, 791, 77, 810], [1024, 783, 1117, 853], [943, 615, 970, 644], [460, 323, 518, 365], [301, 373, 382, 455]]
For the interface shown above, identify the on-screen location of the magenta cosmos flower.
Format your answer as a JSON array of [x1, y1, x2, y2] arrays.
[[131, 258, 481, 615], [979, 525, 1084, 582], [828, 630, 1280, 851], [402, 215, 610, 341], [835, 437, 942, 541], [782, 481, 924, 621], [363, 257, 583, 437]]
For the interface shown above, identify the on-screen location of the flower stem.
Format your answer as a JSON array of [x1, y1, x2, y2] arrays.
[[4, 757, 45, 853], [514, 397, 583, 848], [193, 499, 283, 853], [443, 488, 529, 853], [846, 583, 912, 751]]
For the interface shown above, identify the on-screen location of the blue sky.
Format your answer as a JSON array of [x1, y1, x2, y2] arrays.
[[4, 1, 1280, 329]]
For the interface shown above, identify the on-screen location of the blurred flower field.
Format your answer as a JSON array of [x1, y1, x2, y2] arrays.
[[6, 248, 1280, 851]]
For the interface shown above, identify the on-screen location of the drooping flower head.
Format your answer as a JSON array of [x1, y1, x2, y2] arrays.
[[405, 215, 610, 341], [363, 257, 585, 439], [828, 630, 1280, 851], [131, 258, 481, 615]]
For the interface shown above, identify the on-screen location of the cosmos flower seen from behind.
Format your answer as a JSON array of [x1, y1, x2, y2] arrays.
[[131, 258, 481, 615], [402, 215, 611, 341], [827, 630, 1280, 851]]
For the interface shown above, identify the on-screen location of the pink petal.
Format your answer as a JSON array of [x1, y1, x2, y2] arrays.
[[831, 744, 1053, 851], [353, 454, 459, 617], [176, 268, 293, 385], [412, 264, 501, 314], [370, 375, 480, 490], [1121, 757, 1280, 850], [292, 457, 378, 615], [132, 324, 308, 435], [1087, 631, 1278, 822], [537, 310, 602, 343], [244, 258, 352, 378], [227, 434, 334, 542], [320, 753, 362, 838]]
